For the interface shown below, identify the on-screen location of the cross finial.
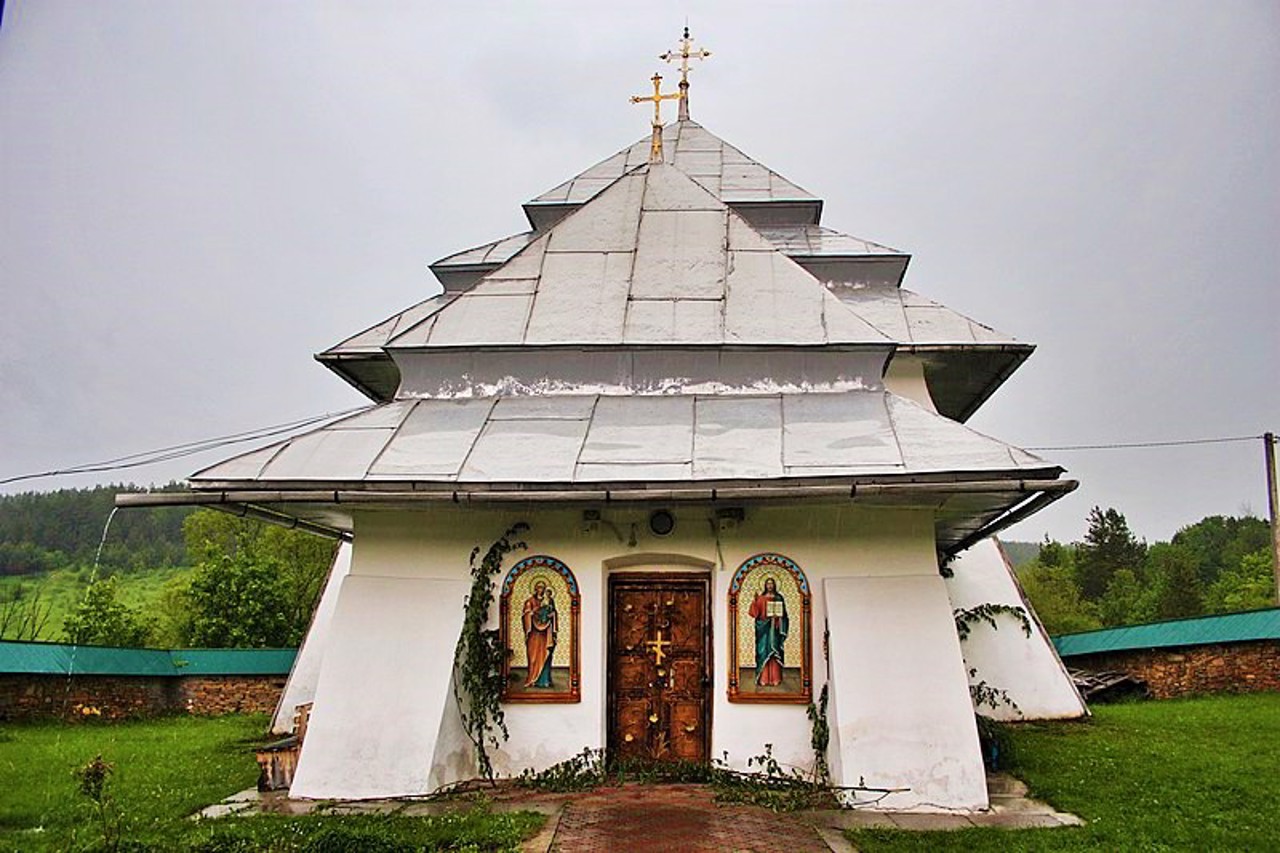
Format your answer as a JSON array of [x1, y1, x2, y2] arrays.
[[630, 72, 681, 162], [660, 25, 711, 121]]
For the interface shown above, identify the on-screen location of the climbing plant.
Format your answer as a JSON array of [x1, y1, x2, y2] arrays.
[[806, 684, 830, 784], [953, 602, 1032, 641], [453, 521, 528, 781], [954, 603, 1031, 714]]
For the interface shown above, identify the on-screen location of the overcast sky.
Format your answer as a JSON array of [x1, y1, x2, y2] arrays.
[[2, 1, 1277, 545]]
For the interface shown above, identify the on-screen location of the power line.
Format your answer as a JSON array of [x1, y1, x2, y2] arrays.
[[1028, 434, 1264, 452], [0, 406, 369, 487]]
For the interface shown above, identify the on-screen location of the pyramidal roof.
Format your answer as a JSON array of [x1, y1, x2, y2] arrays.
[[523, 121, 821, 229], [317, 120, 1032, 420], [134, 98, 1073, 557], [385, 162, 888, 348]]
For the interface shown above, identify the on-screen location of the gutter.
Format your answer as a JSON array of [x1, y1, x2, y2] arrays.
[[116, 477, 1076, 551]]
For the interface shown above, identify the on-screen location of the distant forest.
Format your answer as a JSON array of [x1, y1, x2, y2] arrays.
[[1013, 509, 1274, 636], [999, 539, 1040, 568], [0, 485, 193, 576]]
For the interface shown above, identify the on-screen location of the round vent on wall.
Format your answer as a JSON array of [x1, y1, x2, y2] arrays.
[[648, 509, 676, 537]]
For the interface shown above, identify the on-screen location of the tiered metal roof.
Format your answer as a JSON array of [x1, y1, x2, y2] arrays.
[[523, 121, 821, 230], [386, 164, 887, 349], [124, 114, 1071, 557]]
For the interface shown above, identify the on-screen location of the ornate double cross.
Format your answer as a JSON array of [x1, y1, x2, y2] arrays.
[[630, 27, 712, 162], [630, 73, 681, 163], [660, 26, 711, 121]]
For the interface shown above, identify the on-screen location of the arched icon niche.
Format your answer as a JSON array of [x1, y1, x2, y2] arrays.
[[500, 555, 581, 703], [727, 553, 812, 703]]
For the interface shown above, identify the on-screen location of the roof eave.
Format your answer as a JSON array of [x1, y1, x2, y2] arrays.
[[117, 472, 1073, 557], [313, 352, 398, 403]]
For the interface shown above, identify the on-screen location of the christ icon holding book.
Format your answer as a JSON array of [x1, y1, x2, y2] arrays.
[[748, 576, 788, 686]]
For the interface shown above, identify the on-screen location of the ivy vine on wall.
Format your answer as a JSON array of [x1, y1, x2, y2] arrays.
[[954, 602, 1032, 713], [453, 521, 528, 781]]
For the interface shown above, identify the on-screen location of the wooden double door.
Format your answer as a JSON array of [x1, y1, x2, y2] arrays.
[[607, 573, 711, 764]]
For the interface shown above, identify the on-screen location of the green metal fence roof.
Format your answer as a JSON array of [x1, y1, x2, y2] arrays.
[[170, 648, 298, 676], [1053, 607, 1280, 657], [0, 641, 296, 676]]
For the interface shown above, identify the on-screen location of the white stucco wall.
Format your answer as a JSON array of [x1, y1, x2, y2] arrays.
[[271, 541, 351, 734], [945, 538, 1088, 721], [287, 501, 992, 808], [883, 356, 938, 413]]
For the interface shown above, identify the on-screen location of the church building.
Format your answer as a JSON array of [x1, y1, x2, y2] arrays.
[[123, 33, 1085, 812]]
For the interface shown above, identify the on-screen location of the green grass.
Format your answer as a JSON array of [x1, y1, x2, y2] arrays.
[[849, 693, 1280, 851], [0, 714, 264, 851], [0, 715, 543, 852], [1, 564, 191, 643]]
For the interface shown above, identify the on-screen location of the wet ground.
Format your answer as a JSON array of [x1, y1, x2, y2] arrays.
[[199, 774, 1082, 852]]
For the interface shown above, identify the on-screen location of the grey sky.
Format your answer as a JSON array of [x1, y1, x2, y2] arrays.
[[2, 1, 1277, 545]]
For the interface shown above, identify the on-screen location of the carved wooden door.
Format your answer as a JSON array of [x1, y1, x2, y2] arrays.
[[608, 574, 710, 764]]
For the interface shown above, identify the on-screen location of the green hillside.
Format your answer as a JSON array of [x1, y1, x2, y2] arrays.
[[0, 564, 193, 644]]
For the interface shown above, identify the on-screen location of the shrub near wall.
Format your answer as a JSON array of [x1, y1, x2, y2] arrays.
[[1070, 639, 1280, 699]]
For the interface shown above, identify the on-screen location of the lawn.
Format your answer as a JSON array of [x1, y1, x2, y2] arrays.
[[2, 696, 1275, 851], [849, 693, 1280, 851], [0, 714, 542, 852]]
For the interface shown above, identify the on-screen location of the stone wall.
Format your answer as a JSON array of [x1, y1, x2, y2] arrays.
[[180, 676, 287, 716], [0, 674, 179, 720], [0, 674, 285, 721], [1068, 639, 1280, 699]]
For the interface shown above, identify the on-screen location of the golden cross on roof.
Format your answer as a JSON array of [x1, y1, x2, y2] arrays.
[[660, 26, 711, 121], [630, 72, 681, 162]]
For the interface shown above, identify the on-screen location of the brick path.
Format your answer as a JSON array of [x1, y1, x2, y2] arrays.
[[546, 784, 833, 852]]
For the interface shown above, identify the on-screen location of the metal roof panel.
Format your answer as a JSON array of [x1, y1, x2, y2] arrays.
[[459, 418, 590, 482], [367, 399, 492, 477], [1054, 608, 1280, 656], [579, 396, 695, 465], [693, 396, 784, 479], [782, 394, 902, 468]]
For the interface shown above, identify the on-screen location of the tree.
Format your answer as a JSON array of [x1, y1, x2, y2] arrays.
[[1098, 568, 1155, 627], [1038, 535, 1075, 569], [1075, 507, 1146, 600], [1017, 559, 1102, 635], [1146, 543, 1204, 620], [0, 583, 52, 640], [185, 553, 293, 648], [180, 509, 336, 648], [1206, 550, 1275, 614], [1172, 515, 1271, 587], [62, 577, 153, 647]]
